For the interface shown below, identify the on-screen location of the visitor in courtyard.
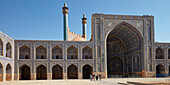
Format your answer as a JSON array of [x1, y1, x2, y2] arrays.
[[99, 74, 101, 81], [93, 74, 95, 81], [96, 74, 98, 81], [90, 74, 92, 81]]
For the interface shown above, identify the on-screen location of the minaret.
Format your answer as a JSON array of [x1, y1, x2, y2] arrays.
[[62, 2, 68, 41], [82, 14, 87, 39]]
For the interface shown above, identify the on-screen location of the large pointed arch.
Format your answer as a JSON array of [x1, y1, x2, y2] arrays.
[[52, 64, 63, 79], [106, 22, 143, 78], [19, 64, 30, 80], [36, 64, 47, 80], [156, 64, 165, 77], [82, 64, 93, 79], [67, 64, 78, 79], [6, 64, 12, 81]]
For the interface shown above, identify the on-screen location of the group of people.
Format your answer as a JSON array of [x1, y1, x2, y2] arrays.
[[90, 74, 101, 81]]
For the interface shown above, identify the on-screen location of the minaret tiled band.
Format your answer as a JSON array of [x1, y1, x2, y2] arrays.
[[62, 2, 68, 40]]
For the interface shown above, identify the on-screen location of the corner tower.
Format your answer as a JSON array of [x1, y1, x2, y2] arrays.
[[62, 2, 68, 41]]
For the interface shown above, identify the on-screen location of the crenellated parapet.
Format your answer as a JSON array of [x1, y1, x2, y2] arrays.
[[67, 27, 86, 41]]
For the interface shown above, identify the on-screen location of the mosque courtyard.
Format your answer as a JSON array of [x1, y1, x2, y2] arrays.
[[0, 78, 170, 85]]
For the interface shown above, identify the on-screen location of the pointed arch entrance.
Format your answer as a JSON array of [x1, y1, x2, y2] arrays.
[[156, 64, 165, 77], [83, 64, 93, 79], [6, 64, 12, 81], [67, 64, 78, 79], [0, 63, 3, 81], [19, 65, 30, 80], [36, 65, 47, 80], [109, 58, 123, 75], [107, 22, 143, 78], [52, 65, 63, 79]]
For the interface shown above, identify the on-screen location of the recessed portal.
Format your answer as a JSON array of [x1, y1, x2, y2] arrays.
[[67, 64, 78, 79], [107, 22, 143, 78], [19, 65, 30, 80], [83, 65, 92, 79], [6, 64, 12, 81], [156, 64, 165, 77], [52, 65, 63, 79], [36, 65, 47, 80]]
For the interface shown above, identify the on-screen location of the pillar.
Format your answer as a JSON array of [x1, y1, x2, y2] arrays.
[[63, 63, 67, 80], [3, 65, 6, 81], [78, 64, 82, 79]]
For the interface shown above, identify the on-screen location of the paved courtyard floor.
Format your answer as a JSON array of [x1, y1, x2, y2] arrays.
[[0, 78, 170, 85]]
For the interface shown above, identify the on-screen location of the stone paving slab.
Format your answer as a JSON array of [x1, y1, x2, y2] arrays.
[[0, 78, 170, 85], [0, 80, 100, 85], [95, 78, 170, 85]]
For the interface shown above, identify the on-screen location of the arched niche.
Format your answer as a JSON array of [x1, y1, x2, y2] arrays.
[[19, 45, 30, 59], [67, 46, 78, 59], [82, 46, 92, 59], [106, 22, 143, 78], [36, 46, 47, 59], [52, 46, 62, 59], [6, 42, 12, 58]]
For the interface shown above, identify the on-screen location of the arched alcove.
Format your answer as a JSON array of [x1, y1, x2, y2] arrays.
[[82, 46, 92, 59], [82, 64, 93, 79], [36, 65, 47, 80], [67, 64, 78, 79], [52, 65, 63, 79], [36, 46, 47, 59], [156, 64, 165, 77], [107, 22, 143, 78], [6, 64, 12, 81], [67, 46, 78, 59], [6, 43, 12, 58], [52, 46, 62, 59], [19, 65, 30, 80], [155, 47, 164, 59], [19, 45, 30, 59]]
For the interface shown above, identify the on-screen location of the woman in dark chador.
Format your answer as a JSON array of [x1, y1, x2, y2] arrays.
[[99, 74, 101, 81], [96, 74, 98, 81]]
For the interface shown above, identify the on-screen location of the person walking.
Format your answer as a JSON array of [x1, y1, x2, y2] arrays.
[[99, 74, 101, 81], [93, 74, 95, 81], [90, 74, 92, 81], [96, 74, 98, 81]]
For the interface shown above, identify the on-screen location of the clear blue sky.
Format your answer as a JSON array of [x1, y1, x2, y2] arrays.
[[0, 0, 170, 42]]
